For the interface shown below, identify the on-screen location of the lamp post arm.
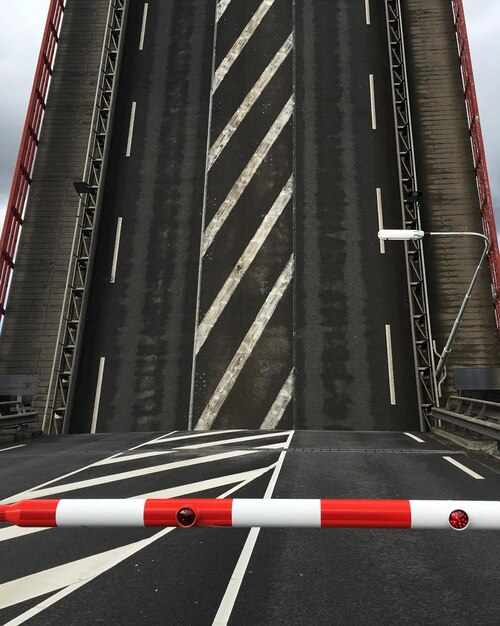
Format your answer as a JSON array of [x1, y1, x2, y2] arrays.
[[433, 232, 490, 381]]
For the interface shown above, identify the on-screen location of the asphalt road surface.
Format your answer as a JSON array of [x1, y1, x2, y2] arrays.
[[70, 0, 419, 433], [0, 431, 499, 625]]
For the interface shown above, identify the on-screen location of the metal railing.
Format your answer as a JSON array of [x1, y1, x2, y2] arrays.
[[430, 395, 500, 442], [385, 0, 438, 427], [0, 401, 38, 430], [0, 0, 65, 320], [451, 0, 500, 331]]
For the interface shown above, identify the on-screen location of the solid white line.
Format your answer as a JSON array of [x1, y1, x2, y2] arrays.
[[125, 101, 137, 157], [385, 325, 396, 405], [443, 456, 485, 480], [213, 0, 275, 91], [217, 0, 232, 21], [91, 357, 105, 433], [260, 369, 294, 429], [110, 217, 123, 283], [203, 96, 294, 255], [404, 432, 425, 443], [139, 3, 149, 50], [369, 74, 377, 129], [197, 178, 293, 351], [212, 432, 293, 626], [209, 34, 293, 168], [376, 188, 385, 253], [365, 0, 371, 25], [0, 444, 25, 453], [195, 256, 294, 430]]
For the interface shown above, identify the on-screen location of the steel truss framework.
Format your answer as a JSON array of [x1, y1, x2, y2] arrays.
[[385, 0, 438, 428], [44, 0, 128, 434]]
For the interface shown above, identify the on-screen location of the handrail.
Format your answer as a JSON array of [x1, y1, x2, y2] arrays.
[[0, 0, 66, 320], [451, 0, 500, 331], [0, 400, 38, 429], [430, 406, 500, 441]]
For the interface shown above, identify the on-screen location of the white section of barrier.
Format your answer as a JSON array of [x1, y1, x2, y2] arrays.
[[410, 500, 500, 530], [56, 499, 146, 527], [232, 498, 321, 527]]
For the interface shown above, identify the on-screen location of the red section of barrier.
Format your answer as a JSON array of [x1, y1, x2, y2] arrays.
[[451, 0, 500, 331], [320, 499, 411, 528], [144, 498, 233, 527], [1, 499, 58, 527], [0, 0, 65, 318]]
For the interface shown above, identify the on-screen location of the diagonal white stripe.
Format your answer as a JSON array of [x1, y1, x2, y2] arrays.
[[177, 430, 291, 450], [203, 96, 294, 255], [217, 0, 232, 21], [197, 177, 293, 352], [213, 0, 275, 91], [195, 255, 294, 430], [2, 450, 258, 503], [260, 369, 294, 429], [209, 34, 293, 169], [144, 429, 244, 446]]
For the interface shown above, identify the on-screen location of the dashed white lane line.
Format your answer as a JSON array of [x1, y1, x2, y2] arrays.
[[217, 0, 232, 21], [404, 432, 425, 443], [209, 34, 293, 168], [212, 432, 294, 626], [110, 217, 123, 284], [125, 101, 137, 157], [260, 369, 294, 429], [203, 96, 294, 255], [369, 74, 377, 130], [376, 188, 385, 254], [213, 0, 275, 92], [139, 3, 149, 50], [197, 177, 293, 352], [195, 255, 294, 430], [385, 324, 396, 405], [443, 456, 485, 480], [0, 445, 26, 453], [365, 0, 371, 25], [90, 357, 105, 434]]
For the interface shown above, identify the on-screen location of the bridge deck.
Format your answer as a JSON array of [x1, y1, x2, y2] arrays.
[[0, 0, 110, 417], [404, 0, 500, 397]]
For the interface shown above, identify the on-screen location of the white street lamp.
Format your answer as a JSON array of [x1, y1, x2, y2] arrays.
[[378, 229, 490, 383]]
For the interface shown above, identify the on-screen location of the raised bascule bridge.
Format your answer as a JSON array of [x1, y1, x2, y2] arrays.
[[0, 1, 499, 624]]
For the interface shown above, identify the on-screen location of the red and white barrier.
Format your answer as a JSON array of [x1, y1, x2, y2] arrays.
[[1, 499, 500, 530]]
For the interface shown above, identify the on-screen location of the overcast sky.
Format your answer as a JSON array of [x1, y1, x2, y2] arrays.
[[0, 1, 499, 229]]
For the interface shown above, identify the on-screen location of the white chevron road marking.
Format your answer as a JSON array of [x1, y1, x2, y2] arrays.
[[177, 430, 291, 450], [195, 255, 294, 430], [0, 461, 281, 621], [197, 177, 293, 352], [1, 450, 258, 503], [209, 34, 293, 168], [260, 369, 294, 429], [213, 0, 275, 91], [212, 431, 294, 625], [202, 96, 294, 255]]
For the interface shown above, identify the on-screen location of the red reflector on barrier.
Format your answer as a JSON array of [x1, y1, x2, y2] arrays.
[[177, 507, 196, 528], [449, 509, 469, 530]]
